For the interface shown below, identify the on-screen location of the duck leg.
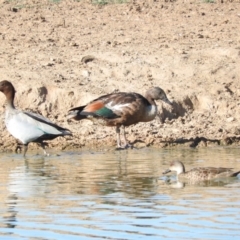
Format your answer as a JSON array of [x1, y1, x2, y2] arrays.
[[116, 126, 132, 149], [122, 126, 133, 149], [116, 126, 122, 148], [15, 141, 22, 154], [23, 144, 28, 157], [40, 142, 49, 156], [122, 126, 129, 148]]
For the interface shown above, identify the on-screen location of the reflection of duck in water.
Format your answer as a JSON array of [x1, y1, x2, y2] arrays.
[[163, 160, 240, 182], [3, 158, 46, 230], [3, 194, 18, 229]]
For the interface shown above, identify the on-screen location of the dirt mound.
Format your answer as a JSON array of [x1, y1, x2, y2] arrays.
[[0, 0, 240, 153]]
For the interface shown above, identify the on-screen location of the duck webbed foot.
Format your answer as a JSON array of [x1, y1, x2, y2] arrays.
[[116, 143, 134, 150], [39, 142, 50, 156], [116, 126, 134, 150], [15, 141, 23, 154]]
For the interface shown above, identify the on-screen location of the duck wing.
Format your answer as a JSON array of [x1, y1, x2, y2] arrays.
[[189, 167, 239, 179], [24, 111, 71, 135], [6, 111, 70, 144], [68, 100, 119, 120], [68, 92, 149, 120]]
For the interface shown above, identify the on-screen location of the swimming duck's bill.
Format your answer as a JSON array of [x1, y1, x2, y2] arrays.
[[162, 169, 171, 174]]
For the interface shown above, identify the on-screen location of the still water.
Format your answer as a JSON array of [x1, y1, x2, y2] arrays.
[[0, 147, 240, 240]]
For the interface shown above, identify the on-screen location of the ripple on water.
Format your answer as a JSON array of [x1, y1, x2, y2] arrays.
[[0, 147, 240, 239]]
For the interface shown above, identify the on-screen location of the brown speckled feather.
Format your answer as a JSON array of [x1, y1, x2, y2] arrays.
[[69, 90, 167, 127], [163, 160, 240, 182], [182, 167, 240, 181]]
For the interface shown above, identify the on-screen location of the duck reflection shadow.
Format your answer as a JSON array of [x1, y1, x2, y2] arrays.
[[2, 157, 46, 230], [2, 194, 18, 229], [163, 175, 240, 189], [4, 156, 54, 219]]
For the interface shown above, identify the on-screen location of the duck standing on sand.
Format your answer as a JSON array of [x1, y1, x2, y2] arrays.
[[0, 80, 72, 157], [68, 87, 172, 148], [163, 160, 240, 181]]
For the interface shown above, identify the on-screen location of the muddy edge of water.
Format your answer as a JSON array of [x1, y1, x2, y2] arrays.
[[1, 133, 240, 156]]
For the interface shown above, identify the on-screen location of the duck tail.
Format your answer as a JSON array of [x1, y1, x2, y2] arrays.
[[63, 129, 73, 136], [67, 105, 87, 121], [231, 171, 240, 177]]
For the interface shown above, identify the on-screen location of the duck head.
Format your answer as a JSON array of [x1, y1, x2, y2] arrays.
[[163, 160, 185, 175], [0, 80, 16, 107], [0, 80, 16, 97], [146, 87, 172, 105]]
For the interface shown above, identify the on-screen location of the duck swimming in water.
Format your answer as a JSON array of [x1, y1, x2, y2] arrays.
[[68, 87, 172, 148], [163, 160, 240, 181], [0, 80, 72, 157]]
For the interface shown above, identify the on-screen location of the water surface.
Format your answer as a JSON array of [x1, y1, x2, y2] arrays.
[[0, 147, 240, 239]]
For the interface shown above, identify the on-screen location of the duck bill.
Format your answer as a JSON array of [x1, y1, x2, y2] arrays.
[[163, 98, 173, 106], [162, 169, 171, 174]]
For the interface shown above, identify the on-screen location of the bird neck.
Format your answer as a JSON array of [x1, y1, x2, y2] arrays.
[[145, 92, 157, 106], [5, 90, 15, 110], [177, 168, 185, 175]]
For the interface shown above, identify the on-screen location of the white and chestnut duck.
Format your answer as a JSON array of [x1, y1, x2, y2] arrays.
[[68, 87, 172, 148], [0, 80, 72, 157]]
